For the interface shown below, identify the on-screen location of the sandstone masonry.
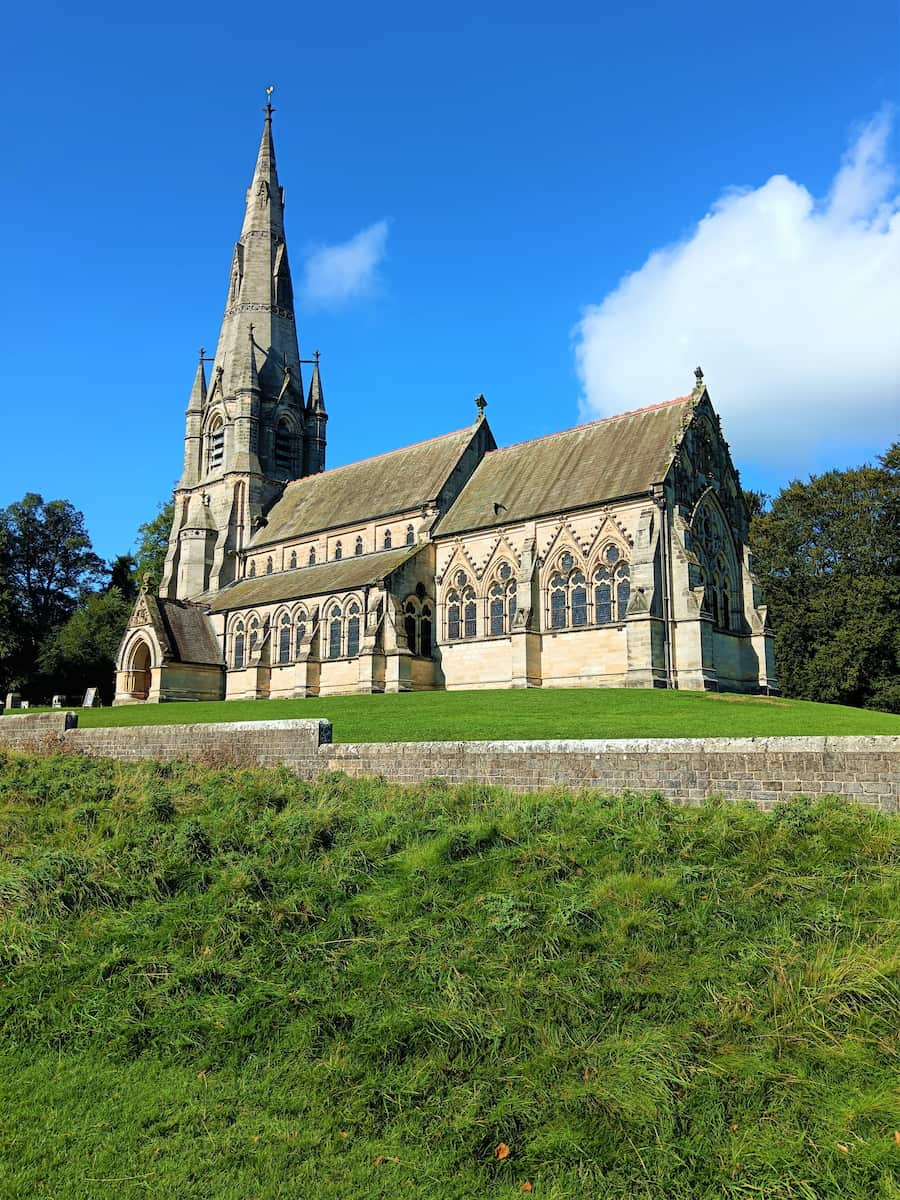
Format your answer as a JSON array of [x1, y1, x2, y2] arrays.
[[1, 713, 897, 812]]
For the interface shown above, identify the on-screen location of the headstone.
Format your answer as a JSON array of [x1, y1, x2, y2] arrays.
[[21, 700, 30, 710], [52, 695, 64, 709], [5, 692, 21, 710], [82, 688, 101, 708]]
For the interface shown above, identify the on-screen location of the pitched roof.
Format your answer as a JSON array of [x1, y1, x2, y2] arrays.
[[208, 545, 420, 612], [251, 426, 480, 547], [156, 599, 223, 665], [435, 397, 695, 536]]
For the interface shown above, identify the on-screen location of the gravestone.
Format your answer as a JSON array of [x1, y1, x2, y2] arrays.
[[82, 688, 101, 708], [21, 701, 30, 710], [52, 695, 64, 709], [5, 692, 21, 710]]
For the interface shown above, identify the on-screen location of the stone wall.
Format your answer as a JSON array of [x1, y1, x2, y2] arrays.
[[0, 713, 897, 812]]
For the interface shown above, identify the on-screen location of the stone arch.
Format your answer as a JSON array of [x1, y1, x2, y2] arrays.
[[125, 637, 153, 700]]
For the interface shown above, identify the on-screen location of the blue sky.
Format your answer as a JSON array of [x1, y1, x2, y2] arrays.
[[1, 0, 898, 564]]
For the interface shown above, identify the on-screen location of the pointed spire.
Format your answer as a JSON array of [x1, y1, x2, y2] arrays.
[[187, 349, 208, 413], [240, 87, 283, 242], [307, 350, 326, 412]]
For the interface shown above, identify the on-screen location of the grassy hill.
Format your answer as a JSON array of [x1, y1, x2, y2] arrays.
[[21, 686, 900, 740], [1, 751, 897, 1199]]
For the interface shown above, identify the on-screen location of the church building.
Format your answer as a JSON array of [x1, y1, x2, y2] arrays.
[[114, 102, 776, 704]]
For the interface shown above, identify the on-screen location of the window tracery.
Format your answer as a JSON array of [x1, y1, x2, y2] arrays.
[[233, 620, 245, 669], [692, 498, 740, 631], [403, 594, 434, 656], [488, 561, 517, 635], [294, 608, 307, 657], [278, 612, 291, 663]]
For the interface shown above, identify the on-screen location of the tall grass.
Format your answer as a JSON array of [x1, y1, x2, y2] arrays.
[[0, 750, 898, 1199]]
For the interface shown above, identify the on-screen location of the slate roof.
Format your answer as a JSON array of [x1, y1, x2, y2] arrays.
[[156, 599, 223, 665], [251, 426, 479, 547], [208, 546, 421, 613], [435, 397, 695, 536]]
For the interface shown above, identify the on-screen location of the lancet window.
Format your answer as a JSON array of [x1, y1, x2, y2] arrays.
[[406, 525, 415, 546], [545, 545, 631, 629], [355, 536, 363, 556], [233, 620, 245, 669], [289, 550, 297, 569], [488, 562, 517, 635], [308, 547, 316, 566], [278, 613, 291, 663], [384, 529, 392, 550], [274, 419, 293, 473], [266, 557, 273, 575], [445, 570, 476, 640], [548, 551, 587, 629], [206, 417, 224, 472], [294, 609, 307, 657], [334, 541, 342, 561]]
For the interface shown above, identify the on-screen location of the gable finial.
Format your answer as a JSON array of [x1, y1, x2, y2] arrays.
[[474, 393, 487, 420], [694, 365, 704, 392]]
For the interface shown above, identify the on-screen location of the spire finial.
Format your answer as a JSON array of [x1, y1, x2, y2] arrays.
[[264, 84, 275, 120], [198, 346, 205, 362], [314, 349, 320, 365], [474, 393, 487, 420], [694, 365, 704, 389]]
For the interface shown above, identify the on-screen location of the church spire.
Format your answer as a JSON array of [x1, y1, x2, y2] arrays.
[[211, 89, 302, 408]]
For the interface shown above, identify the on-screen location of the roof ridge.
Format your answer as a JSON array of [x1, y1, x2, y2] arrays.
[[486, 396, 693, 457], [282, 425, 475, 489]]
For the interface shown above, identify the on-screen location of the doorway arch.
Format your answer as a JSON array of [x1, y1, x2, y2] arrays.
[[128, 640, 152, 700]]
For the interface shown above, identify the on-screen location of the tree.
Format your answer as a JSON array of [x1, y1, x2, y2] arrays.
[[40, 588, 133, 705], [108, 553, 138, 600], [0, 494, 105, 696], [750, 443, 900, 712], [133, 499, 174, 589]]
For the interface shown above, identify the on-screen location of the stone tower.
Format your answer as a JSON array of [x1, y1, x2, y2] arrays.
[[160, 97, 326, 600]]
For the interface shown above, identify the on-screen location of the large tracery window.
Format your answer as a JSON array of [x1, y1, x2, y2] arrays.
[[445, 570, 479, 640], [692, 500, 740, 631], [547, 545, 631, 629]]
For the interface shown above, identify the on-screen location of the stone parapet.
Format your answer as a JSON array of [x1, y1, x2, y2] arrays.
[[0, 714, 897, 811]]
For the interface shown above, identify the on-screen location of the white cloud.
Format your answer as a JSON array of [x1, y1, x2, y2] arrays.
[[574, 112, 900, 466], [301, 219, 389, 308]]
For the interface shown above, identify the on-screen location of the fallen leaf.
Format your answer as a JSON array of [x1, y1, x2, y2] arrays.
[[521, 1182, 533, 1193], [373, 1156, 385, 1166], [196, 1071, 206, 1080], [582, 1067, 591, 1081], [339, 1131, 349, 1139], [894, 1131, 900, 1147], [252, 1136, 259, 1143], [729, 1123, 738, 1132], [496, 1142, 510, 1160], [836, 1143, 849, 1154]]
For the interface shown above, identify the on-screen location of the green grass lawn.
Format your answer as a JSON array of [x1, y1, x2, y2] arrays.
[[25, 687, 900, 741], [0, 753, 897, 1199]]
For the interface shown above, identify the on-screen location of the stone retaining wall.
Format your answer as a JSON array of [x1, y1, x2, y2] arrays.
[[0, 712, 897, 811]]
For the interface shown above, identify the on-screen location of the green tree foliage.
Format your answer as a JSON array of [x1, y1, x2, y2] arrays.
[[133, 499, 173, 589], [107, 553, 138, 600], [39, 588, 133, 705], [750, 443, 900, 712], [0, 494, 104, 696]]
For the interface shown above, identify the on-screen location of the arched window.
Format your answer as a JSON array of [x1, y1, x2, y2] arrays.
[[289, 550, 297, 569], [692, 498, 740, 631], [274, 419, 292, 473], [266, 556, 273, 576], [488, 562, 517, 635], [547, 550, 592, 629], [328, 605, 342, 658], [334, 541, 342, 561], [248, 560, 256, 578], [405, 600, 418, 654], [593, 553, 630, 624], [294, 609, 307, 657], [278, 613, 291, 663], [463, 587, 477, 638], [355, 536, 363, 556], [207, 417, 224, 472], [406, 525, 415, 546], [447, 589, 461, 640], [308, 547, 316, 566], [249, 617, 260, 656], [421, 604, 433, 657], [233, 620, 245, 669], [347, 602, 361, 657], [383, 529, 392, 550]]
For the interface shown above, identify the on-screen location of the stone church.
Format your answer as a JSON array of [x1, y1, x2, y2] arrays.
[[114, 103, 776, 704]]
